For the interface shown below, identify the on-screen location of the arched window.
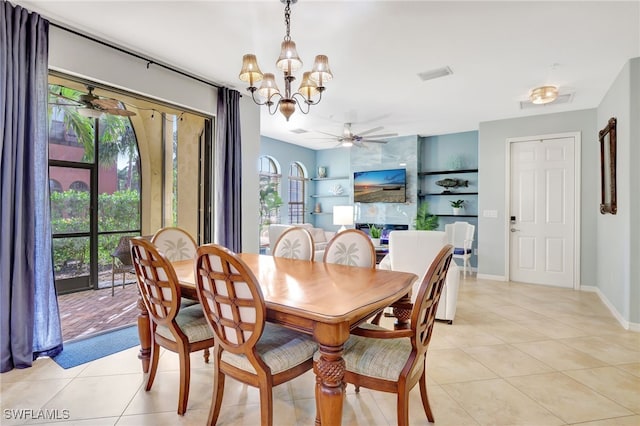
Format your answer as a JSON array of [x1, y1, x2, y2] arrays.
[[49, 179, 62, 193], [288, 162, 306, 224], [258, 155, 282, 229], [69, 180, 89, 191]]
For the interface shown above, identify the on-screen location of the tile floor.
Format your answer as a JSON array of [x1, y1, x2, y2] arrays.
[[2, 276, 639, 425]]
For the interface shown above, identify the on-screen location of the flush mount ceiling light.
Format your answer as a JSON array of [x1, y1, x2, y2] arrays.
[[238, 0, 333, 121], [529, 85, 559, 105]]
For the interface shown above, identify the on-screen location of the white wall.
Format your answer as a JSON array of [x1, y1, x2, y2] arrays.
[[240, 98, 261, 253], [49, 27, 217, 115], [596, 57, 639, 326], [477, 110, 598, 284]]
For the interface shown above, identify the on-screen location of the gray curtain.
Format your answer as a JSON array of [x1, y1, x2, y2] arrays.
[[214, 88, 242, 252], [1, 1, 62, 372]]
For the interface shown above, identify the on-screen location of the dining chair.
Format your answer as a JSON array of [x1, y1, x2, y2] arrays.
[[314, 244, 453, 426], [322, 229, 376, 268], [194, 244, 317, 426], [130, 237, 215, 415], [445, 221, 475, 277], [272, 226, 315, 261], [110, 234, 152, 296], [379, 230, 460, 324], [110, 235, 135, 296], [151, 226, 197, 261]]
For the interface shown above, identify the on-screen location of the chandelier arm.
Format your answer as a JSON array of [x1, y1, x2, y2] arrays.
[[290, 95, 311, 115], [291, 90, 324, 107], [249, 89, 284, 112]]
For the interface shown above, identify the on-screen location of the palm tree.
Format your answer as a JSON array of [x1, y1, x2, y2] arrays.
[[48, 84, 138, 188]]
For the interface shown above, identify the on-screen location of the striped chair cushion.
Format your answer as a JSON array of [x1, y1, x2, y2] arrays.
[[222, 323, 317, 375], [155, 304, 214, 343], [314, 324, 414, 381]]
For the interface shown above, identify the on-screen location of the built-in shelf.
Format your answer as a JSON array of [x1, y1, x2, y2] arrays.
[[419, 192, 478, 197], [310, 194, 349, 198], [435, 214, 478, 218], [418, 169, 478, 176], [310, 176, 349, 181]]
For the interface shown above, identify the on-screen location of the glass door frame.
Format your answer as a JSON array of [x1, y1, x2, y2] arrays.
[[49, 122, 99, 294]]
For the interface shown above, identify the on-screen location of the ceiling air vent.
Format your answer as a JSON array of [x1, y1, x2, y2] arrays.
[[418, 66, 453, 82], [289, 128, 308, 134], [520, 93, 573, 109]]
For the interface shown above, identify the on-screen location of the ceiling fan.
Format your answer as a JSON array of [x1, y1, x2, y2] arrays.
[[49, 85, 136, 117], [314, 123, 397, 148]]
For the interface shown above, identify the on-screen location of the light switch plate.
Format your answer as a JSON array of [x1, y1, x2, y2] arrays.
[[483, 210, 498, 218]]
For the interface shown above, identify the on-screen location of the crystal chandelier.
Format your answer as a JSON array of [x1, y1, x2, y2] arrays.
[[238, 0, 333, 121]]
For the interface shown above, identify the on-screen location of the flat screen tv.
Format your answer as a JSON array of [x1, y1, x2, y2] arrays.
[[353, 168, 407, 203]]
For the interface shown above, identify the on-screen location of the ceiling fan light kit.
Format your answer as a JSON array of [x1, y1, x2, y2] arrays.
[[239, 0, 333, 121], [76, 107, 104, 119], [529, 85, 559, 104]]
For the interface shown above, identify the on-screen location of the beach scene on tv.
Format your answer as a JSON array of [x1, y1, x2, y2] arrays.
[[353, 169, 406, 203]]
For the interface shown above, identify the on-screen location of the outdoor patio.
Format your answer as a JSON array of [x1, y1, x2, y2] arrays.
[[57, 273, 139, 342]]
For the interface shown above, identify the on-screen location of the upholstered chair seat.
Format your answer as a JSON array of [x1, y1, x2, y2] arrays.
[[154, 304, 214, 343], [221, 323, 317, 375]]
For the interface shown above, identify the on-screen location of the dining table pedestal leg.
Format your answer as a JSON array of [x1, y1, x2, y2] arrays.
[[136, 295, 151, 373], [313, 322, 349, 426], [315, 344, 345, 426]]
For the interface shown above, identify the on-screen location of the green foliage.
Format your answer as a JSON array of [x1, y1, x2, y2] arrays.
[[259, 179, 283, 229], [414, 202, 439, 230], [450, 199, 465, 208], [368, 224, 382, 238], [50, 190, 140, 270]]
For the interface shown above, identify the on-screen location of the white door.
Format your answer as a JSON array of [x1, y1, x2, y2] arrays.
[[509, 136, 575, 287]]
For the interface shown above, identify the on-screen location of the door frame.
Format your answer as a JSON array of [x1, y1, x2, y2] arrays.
[[504, 131, 581, 290]]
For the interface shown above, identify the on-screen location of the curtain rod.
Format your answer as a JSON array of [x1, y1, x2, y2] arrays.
[[49, 22, 224, 90]]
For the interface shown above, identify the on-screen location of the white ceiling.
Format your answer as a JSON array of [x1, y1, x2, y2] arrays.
[[15, 1, 640, 150]]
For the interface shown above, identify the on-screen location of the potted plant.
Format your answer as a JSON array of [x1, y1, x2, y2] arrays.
[[368, 224, 382, 246], [414, 202, 439, 230], [450, 199, 465, 215]]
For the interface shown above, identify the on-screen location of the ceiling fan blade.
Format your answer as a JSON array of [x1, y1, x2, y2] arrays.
[[50, 91, 81, 105], [364, 132, 398, 139], [360, 139, 388, 144], [104, 108, 137, 117], [91, 98, 120, 110], [315, 130, 342, 138], [356, 126, 384, 136]]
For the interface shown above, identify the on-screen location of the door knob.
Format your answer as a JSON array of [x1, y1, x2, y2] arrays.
[[510, 228, 520, 233]]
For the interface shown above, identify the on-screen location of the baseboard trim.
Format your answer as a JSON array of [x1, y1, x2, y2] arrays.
[[476, 273, 507, 281], [581, 285, 639, 331]]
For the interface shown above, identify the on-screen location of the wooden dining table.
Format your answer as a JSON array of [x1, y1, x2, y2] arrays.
[[135, 253, 417, 426]]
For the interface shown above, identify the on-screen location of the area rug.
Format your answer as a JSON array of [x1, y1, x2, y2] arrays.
[[53, 325, 140, 369]]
